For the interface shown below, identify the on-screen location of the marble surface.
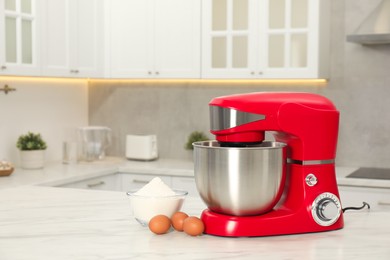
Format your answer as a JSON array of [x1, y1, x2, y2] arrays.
[[0, 185, 389, 260], [0, 159, 390, 259]]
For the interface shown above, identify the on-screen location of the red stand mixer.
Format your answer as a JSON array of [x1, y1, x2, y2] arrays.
[[193, 92, 344, 237]]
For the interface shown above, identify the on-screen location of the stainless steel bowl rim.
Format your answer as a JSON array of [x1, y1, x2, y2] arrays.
[[193, 140, 287, 150]]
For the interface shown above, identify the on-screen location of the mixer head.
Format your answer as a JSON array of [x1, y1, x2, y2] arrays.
[[209, 92, 339, 161]]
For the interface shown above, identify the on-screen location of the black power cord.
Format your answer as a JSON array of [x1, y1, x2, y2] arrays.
[[342, 202, 371, 213]]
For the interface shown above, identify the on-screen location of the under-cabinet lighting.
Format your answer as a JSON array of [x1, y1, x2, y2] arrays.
[[0, 76, 327, 86], [89, 78, 328, 86], [0, 76, 87, 83]]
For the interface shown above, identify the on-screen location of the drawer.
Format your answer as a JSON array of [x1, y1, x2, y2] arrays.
[[60, 174, 120, 191]]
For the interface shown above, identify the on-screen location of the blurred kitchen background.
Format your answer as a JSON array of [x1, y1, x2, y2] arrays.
[[1, 0, 390, 168]]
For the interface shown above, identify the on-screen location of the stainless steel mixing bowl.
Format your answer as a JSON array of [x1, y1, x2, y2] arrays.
[[193, 141, 287, 216]]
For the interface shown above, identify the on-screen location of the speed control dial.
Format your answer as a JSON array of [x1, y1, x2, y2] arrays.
[[312, 192, 342, 226]]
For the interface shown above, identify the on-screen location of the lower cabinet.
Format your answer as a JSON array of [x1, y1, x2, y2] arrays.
[[59, 174, 120, 191], [338, 185, 390, 210], [58, 172, 198, 197]]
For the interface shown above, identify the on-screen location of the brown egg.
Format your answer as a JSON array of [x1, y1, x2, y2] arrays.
[[171, 211, 189, 231], [148, 215, 171, 235], [183, 216, 204, 236]]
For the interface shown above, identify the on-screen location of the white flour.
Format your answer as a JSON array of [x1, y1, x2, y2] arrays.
[[134, 177, 176, 196], [131, 177, 184, 225]]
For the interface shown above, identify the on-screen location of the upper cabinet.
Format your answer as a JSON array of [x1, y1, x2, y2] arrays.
[[201, 0, 330, 79], [1, 0, 329, 79], [108, 0, 200, 78], [40, 0, 104, 78], [0, 0, 41, 76]]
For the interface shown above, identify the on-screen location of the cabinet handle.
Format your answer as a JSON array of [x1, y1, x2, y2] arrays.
[[148, 71, 152, 75], [0, 84, 16, 94], [258, 71, 263, 75], [250, 71, 255, 75], [87, 181, 105, 188], [70, 69, 79, 73], [132, 179, 150, 184], [155, 71, 159, 75], [1, 66, 6, 70], [378, 201, 390, 206]]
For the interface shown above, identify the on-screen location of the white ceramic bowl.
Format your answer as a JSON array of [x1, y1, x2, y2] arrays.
[[126, 190, 188, 226]]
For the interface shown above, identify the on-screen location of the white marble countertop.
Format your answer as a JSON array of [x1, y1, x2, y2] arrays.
[[0, 159, 390, 259], [0, 185, 389, 260]]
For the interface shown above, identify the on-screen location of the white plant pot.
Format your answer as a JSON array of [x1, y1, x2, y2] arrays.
[[20, 150, 45, 169]]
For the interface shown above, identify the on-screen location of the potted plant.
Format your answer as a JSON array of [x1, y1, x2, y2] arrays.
[[16, 132, 47, 169], [185, 131, 209, 150]]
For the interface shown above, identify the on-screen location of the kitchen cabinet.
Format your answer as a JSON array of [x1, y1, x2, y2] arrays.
[[108, 0, 200, 78], [40, 0, 104, 78], [201, 0, 330, 79], [0, 0, 41, 76], [59, 172, 199, 197], [338, 185, 390, 210], [59, 174, 120, 191]]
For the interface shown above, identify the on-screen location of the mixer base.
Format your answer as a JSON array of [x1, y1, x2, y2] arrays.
[[201, 208, 344, 237]]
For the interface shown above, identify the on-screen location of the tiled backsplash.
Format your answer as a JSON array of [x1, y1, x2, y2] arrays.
[[88, 82, 324, 161]]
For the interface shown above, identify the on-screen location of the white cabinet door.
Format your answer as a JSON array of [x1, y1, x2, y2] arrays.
[[59, 174, 120, 191], [262, 0, 329, 79], [153, 0, 200, 78], [109, 0, 200, 78], [202, 0, 329, 79], [0, 0, 41, 76], [41, 0, 103, 78], [40, 0, 70, 76], [201, 0, 256, 78], [109, 0, 152, 78], [72, 0, 104, 78]]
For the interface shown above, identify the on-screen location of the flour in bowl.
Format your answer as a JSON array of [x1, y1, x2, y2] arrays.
[[134, 177, 176, 196], [129, 177, 186, 225]]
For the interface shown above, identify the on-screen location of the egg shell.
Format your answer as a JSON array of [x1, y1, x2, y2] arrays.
[[148, 215, 171, 235], [171, 212, 189, 231], [183, 216, 204, 236]]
